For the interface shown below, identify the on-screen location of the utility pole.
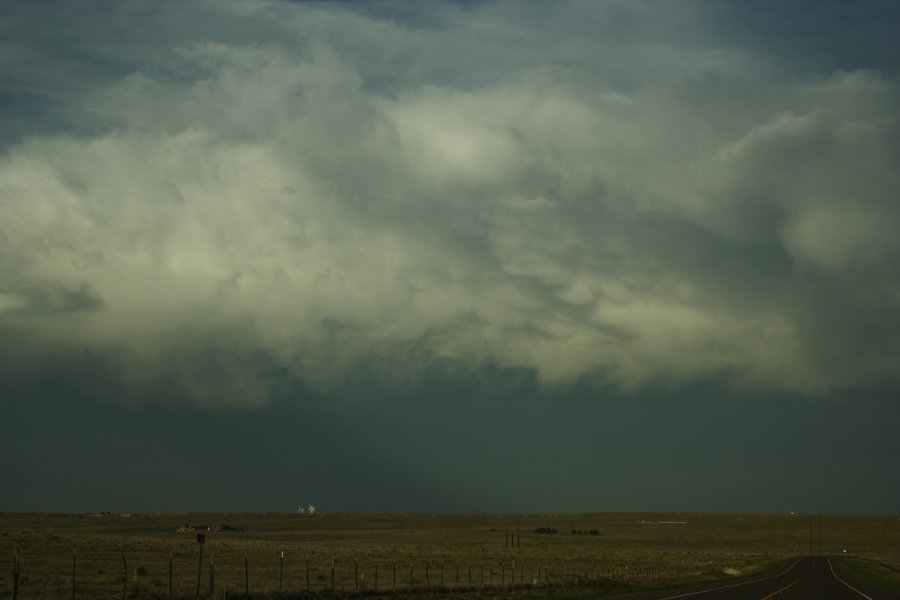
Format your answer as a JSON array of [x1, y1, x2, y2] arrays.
[[809, 517, 814, 555], [818, 516, 823, 556]]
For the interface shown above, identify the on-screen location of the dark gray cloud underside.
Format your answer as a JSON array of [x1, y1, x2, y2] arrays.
[[1, 0, 899, 513]]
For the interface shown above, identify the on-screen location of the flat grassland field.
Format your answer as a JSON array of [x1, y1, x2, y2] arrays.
[[2, 512, 898, 598]]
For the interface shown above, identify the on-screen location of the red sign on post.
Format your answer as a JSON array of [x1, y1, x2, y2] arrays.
[[197, 534, 206, 544]]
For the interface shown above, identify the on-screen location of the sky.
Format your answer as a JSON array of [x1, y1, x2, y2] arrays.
[[1, 0, 899, 515]]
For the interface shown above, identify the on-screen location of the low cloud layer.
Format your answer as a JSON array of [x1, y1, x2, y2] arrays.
[[2, 1, 899, 408]]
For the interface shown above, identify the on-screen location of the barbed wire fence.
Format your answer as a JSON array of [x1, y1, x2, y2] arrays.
[[4, 545, 694, 600]]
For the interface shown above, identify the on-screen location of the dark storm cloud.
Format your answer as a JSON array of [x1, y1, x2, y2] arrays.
[[1, 0, 899, 409], [712, 1, 900, 74]]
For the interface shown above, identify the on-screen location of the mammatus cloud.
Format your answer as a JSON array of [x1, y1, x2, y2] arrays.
[[1, 1, 898, 407]]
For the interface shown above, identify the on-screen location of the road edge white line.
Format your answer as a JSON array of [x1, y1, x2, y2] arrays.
[[657, 557, 805, 600], [827, 557, 875, 600]]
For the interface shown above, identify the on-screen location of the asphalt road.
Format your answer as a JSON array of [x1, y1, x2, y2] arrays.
[[611, 556, 900, 600]]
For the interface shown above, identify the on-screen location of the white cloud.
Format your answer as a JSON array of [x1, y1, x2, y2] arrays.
[[0, 292, 26, 313], [781, 204, 899, 272], [1, 1, 898, 406]]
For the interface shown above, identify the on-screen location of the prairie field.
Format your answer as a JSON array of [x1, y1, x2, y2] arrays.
[[1, 512, 898, 599]]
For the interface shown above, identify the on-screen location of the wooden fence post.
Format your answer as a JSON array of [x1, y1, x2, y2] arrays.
[[71, 549, 77, 600], [195, 541, 203, 599], [331, 555, 335, 591], [374, 561, 378, 591], [306, 555, 310, 592], [168, 552, 173, 598], [208, 551, 214, 597], [279, 551, 284, 592], [13, 547, 20, 600], [244, 555, 249, 595], [121, 552, 127, 600]]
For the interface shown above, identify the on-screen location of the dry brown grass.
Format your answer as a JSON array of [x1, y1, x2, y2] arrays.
[[1, 512, 898, 599]]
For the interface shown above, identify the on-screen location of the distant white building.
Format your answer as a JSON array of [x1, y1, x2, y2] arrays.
[[297, 506, 305, 514], [307, 504, 316, 515]]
